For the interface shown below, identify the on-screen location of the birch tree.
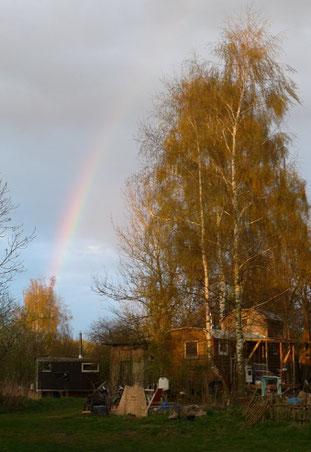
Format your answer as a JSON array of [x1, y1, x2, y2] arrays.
[[97, 13, 304, 393]]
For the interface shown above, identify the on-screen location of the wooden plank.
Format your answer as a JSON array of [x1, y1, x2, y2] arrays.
[[246, 340, 262, 363], [292, 344, 296, 385], [279, 342, 283, 382], [246, 338, 291, 343], [147, 387, 163, 410]]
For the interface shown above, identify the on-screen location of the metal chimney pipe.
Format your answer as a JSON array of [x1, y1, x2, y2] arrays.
[[78, 332, 83, 359]]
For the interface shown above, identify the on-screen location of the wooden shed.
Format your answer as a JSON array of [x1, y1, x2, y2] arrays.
[[109, 343, 147, 390]]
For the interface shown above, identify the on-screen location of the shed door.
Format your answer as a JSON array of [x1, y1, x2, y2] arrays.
[[119, 360, 133, 386]]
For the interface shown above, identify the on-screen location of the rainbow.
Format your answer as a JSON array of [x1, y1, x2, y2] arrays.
[[47, 14, 194, 280], [47, 137, 103, 279], [47, 104, 126, 279]]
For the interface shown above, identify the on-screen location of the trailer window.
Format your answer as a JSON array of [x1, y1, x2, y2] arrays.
[[81, 363, 99, 373], [40, 362, 52, 372], [185, 341, 198, 358]]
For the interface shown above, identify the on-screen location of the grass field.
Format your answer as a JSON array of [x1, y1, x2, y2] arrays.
[[1, 397, 311, 451]]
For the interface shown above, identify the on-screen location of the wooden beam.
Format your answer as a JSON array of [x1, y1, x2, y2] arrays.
[[265, 340, 269, 370], [279, 342, 283, 382], [283, 345, 292, 365], [246, 340, 262, 363], [292, 344, 296, 385], [246, 338, 291, 343]]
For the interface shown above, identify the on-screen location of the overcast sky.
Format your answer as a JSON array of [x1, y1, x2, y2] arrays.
[[2, 0, 311, 336]]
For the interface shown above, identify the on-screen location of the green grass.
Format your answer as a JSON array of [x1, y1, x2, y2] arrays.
[[0, 398, 311, 451]]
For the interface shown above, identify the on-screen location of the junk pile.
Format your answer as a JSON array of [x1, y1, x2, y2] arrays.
[[82, 378, 170, 417], [83, 377, 207, 420], [297, 390, 311, 405], [82, 383, 123, 416]]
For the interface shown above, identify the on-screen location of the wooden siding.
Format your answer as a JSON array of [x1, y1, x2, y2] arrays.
[[168, 329, 233, 385], [222, 309, 284, 339], [168, 328, 208, 364], [222, 310, 267, 337], [110, 345, 146, 389]]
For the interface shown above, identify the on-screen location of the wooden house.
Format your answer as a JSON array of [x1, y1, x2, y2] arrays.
[[108, 309, 311, 392], [167, 309, 305, 388]]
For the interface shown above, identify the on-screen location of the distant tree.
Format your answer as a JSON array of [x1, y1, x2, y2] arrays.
[[0, 294, 24, 363], [24, 277, 72, 342], [0, 180, 34, 294], [89, 315, 146, 345], [0, 294, 40, 387]]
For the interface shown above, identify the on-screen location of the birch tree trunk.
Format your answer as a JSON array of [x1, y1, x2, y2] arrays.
[[231, 125, 245, 393], [216, 208, 226, 324], [198, 152, 223, 381]]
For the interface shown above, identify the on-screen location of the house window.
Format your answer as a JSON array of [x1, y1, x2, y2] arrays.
[[40, 362, 52, 372], [218, 341, 229, 356], [81, 363, 99, 373], [185, 341, 198, 358]]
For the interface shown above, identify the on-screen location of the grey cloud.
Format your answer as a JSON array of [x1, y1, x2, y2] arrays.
[[1, 0, 311, 334]]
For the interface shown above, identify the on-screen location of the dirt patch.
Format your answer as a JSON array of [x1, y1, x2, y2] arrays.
[[122, 431, 137, 438], [50, 433, 68, 443], [158, 430, 183, 438], [46, 411, 79, 419]]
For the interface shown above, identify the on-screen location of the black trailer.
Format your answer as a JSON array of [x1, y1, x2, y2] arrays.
[[36, 357, 101, 396]]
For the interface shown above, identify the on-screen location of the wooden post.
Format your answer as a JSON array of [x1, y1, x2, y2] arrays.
[[265, 340, 269, 371], [283, 344, 292, 364], [246, 340, 262, 363], [279, 342, 283, 382], [292, 344, 296, 385]]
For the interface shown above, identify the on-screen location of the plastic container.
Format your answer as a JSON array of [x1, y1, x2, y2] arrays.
[[158, 377, 169, 391]]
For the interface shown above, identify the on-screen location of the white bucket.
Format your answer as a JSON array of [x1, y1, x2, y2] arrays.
[[158, 377, 169, 391]]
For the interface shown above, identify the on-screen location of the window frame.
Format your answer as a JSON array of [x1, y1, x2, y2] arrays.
[[81, 362, 99, 373], [184, 341, 199, 359], [218, 341, 229, 356], [41, 362, 52, 373]]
